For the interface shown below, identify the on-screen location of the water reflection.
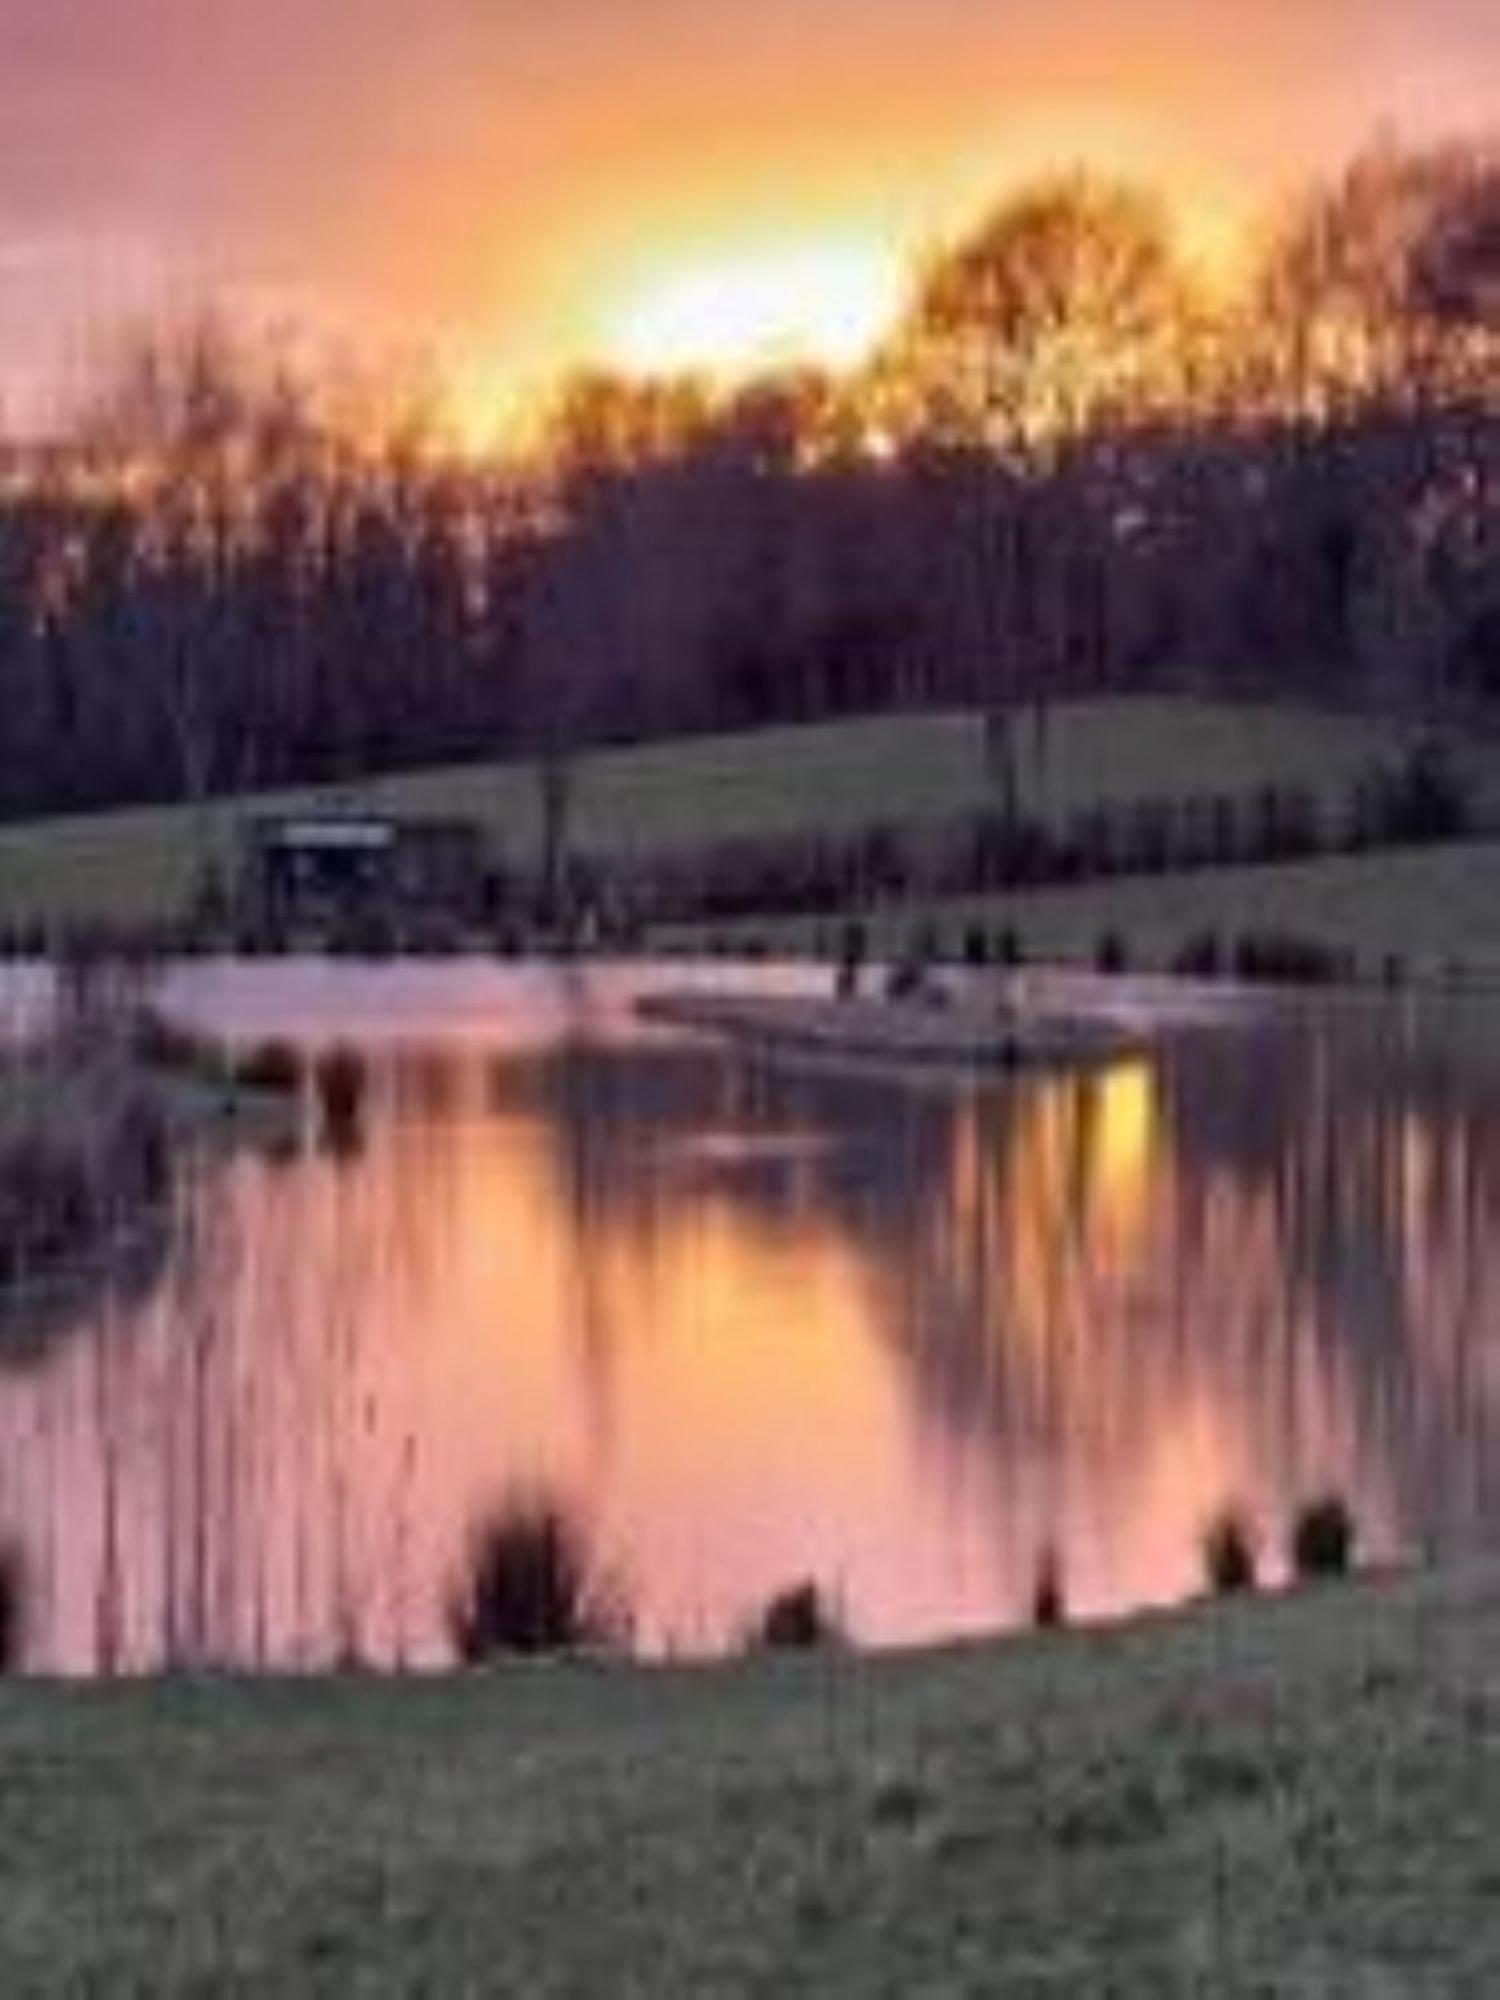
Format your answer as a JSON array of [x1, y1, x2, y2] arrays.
[[0, 966, 1499, 1673]]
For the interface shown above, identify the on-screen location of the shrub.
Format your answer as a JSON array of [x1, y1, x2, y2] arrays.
[[835, 921, 868, 1001], [1173, 932, 1223, 980], [1349, 741, 1472, 849], [0, 1544, 23, 1673], [1202, 1509, 1259, 1596], [1233, 933, 1348, 987], [1031, 1546, 1067, 1630], [995, 928, 1024, 968], [747, 1580, 845, 1652], [887, 949, 929, 1002], [1127, 797, 1176, 874], [1290, 1495, 1356, 1581], [1095, 931, 1130, 976], [1400, 741, 1471, 842], [1247, 783, 1321, 864], [446, 1494, 631, 1661]]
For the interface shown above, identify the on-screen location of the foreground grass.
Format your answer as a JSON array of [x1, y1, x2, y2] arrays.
[[0, 1567, 1496, 1993], [0, 699, 1422, 929]]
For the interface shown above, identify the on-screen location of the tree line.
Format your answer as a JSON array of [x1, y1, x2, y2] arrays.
[[3, 133, 1500, 824]]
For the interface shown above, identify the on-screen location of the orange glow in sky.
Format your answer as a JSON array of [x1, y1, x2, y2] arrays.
[[602, 236, 906, 380], [447, 229, 909, 447], [446, 173, 1253, 448], [4, 0, 1497, 440]]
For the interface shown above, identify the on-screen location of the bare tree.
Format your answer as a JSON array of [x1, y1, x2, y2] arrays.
[[887, 172, 1194, 454]]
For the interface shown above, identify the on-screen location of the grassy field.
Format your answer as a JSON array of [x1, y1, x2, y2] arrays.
[[0, 698, 1428, 929], [690, 840, 1500, 984], [0, 1565, 1494, 1992]]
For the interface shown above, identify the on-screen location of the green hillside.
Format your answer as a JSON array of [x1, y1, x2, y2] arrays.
[[0, 699, 1430, 930]]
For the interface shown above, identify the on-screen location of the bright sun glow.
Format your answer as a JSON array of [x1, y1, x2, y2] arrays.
[[605, 238, 904, 381]]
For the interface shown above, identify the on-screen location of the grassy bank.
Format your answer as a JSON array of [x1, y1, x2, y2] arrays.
[[0, 1565, 1493, 1991], [0, 699, 1427, 931]]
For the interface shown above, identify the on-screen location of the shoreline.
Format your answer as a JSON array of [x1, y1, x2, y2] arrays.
[[636, 986, 1141, 1072]]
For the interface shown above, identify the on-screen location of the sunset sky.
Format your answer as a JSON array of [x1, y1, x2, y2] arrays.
[[1, 0, 1497, 436]]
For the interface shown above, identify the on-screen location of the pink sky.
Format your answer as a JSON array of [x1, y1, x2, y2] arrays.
[[0, 0, 1495, 428]]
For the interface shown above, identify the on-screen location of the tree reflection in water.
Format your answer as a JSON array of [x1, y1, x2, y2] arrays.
[[0, 981, 1499, 1672]]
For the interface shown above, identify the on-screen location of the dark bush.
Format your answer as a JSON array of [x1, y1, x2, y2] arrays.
[[995, 928, 1024, 968], [1068, 805, 1119, 879], [747, 1580, 846, 1652], [1202, 1509, 1259, 1596], [1095, 931, 1130, 976], [1233, 933, 1348, 987], [1400, 741, 1471, 842], [887, 949, 929, 1002], [1290, 1495, 1356, 1581], [836, 921, 868, 1000], [1127, 797, 1176, 874], [1173, 932, 1223, 980], [1031, 1547, 1067, 1630], [447, 1494, 631, 1662], [0, 1544, 23, 1673], [1349, 741, 1472, 850], [1247, 783, 1322, 863]]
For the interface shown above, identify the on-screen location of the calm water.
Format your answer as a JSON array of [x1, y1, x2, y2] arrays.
[[4, 959, 1500, 1673]]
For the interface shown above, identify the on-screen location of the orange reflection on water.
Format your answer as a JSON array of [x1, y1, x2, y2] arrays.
[[0, 970, 1496, 1672]]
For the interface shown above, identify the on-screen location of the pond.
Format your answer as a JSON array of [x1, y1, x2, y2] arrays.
[[2, 958, 1499, 1673]]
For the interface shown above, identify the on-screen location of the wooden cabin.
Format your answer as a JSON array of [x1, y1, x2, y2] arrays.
[[240, 812, 488, 944]]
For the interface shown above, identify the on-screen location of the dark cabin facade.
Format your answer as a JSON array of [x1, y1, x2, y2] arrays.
[[240, 813, 488, 943]]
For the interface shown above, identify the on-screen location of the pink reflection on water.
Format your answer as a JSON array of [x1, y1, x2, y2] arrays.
[[0, 965, 1494, 1673]]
